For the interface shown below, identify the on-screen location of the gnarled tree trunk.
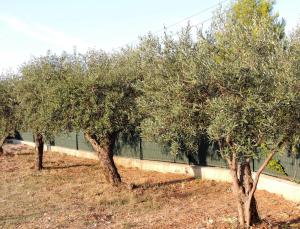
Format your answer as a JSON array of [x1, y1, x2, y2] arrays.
[[0, 137, 6, 155], [35, 133, 44, 170], [228, 150, 276, 228], [240, 159, 260, 226], [84, 133, 121, 185]]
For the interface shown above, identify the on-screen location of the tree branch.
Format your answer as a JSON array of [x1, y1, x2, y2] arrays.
[[249, 149, 276, 199]]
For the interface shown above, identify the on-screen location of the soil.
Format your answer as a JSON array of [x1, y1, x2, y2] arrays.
[[0, 144, 299, 229]]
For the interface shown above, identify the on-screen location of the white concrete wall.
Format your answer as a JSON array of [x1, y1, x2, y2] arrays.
[[51, 145, 98, 160], [256, 174, 300, 203], [13, 140, 300, 203], [13, 140, 36, 147]]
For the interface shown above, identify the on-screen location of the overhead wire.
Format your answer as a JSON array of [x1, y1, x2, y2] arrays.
[[118, 0, 229, 49]]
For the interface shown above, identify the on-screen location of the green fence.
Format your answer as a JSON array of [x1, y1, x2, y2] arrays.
[[55, 132, 77, 150], [19, 132, 300, 182], [77, 132, 93, 152], [20, 132, 35, 142], [254, 153, 300, 181]]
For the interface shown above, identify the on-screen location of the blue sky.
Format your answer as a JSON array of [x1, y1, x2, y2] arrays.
[[0, 0, 299, 73]]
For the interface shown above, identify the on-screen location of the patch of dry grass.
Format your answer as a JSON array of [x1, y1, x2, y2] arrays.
[[0, 144, 299, 229]]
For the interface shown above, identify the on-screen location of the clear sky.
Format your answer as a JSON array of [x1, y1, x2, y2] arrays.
[[0, 0, 298, 73]]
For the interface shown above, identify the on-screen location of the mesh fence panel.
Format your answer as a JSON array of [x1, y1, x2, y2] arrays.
[[20, 132, 34, 142], [254, 153, 300, 182], [54, 133, 77, 150], [16, 131, 300, 181], [77, 132, 94, 152]]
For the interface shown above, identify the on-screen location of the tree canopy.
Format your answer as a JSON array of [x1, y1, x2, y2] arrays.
[[137, 27, 212, 156], [19, 48, 142, 183], [0, 78, 19, 154]]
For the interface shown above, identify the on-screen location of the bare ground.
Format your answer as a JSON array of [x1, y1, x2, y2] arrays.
[[0, 144, 299, 229]]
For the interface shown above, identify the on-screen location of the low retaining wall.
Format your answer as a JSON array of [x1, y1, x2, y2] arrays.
[[13, 140, 300, 203]]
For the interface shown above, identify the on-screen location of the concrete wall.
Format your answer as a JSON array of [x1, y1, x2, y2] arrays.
[[13, 140, 300, 203]]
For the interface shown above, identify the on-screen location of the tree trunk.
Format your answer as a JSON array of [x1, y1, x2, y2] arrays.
[[241, 160, 260, 226], [35, 133, 44, 170], [85, 133, 121, 186], [231, 172, 246, 226], [0, 137, 6, 155], [244, 150, 277, 227], [0, 137, 5, 155], [230, 161, 260, 228], [227, 154, 246, 226], [228, 150, 276, 228]]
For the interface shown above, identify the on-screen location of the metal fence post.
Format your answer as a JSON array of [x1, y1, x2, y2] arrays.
[[75, 133, 79, 150], [139, 138, 143, 160]]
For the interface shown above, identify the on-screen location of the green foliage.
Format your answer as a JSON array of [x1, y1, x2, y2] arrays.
[[137, 26, 212, 155], [267, 159, 287, 175], [231, 0, 283, 27], [138, 0, 299, 164], [18, 48, 141, 144], [17, 52, 75, 140], [29, 49, 143, 145], [0, 78, 19, 140], [205, 0, 298, 161], [286, 27, 300, 153]]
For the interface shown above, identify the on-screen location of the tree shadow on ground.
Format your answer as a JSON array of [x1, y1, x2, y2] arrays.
[[3, 144, 32, 152], [0, 151, 15, 157], [43, 163, 96, 170], [0, 212, 44, 223], [271, 217, 300, 228], [15, 152, 34, 156], [132, 177, 195, 189], [1, 149, 34, 156]]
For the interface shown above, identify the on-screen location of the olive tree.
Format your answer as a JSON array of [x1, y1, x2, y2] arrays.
[[138, 0, 297, 227], [17, 52, 73, 170], [51, 49, 141, 185], [0, 78, 19, 154], [285, 26, 300, 164], [205, 0, 297, 227]]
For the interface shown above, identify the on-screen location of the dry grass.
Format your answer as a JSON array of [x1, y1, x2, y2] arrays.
[[0, 144, 300, 229]]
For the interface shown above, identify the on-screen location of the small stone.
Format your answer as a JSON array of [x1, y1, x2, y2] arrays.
[[222, 216, 237, 224], [207, 219, 214, 224]]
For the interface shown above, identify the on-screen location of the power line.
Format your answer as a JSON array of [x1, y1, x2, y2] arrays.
[[152, 0, 228, 34], [118, 0, 229, 48]]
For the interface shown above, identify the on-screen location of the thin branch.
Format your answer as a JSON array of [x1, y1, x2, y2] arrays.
[[249, 149, 276, 199]]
